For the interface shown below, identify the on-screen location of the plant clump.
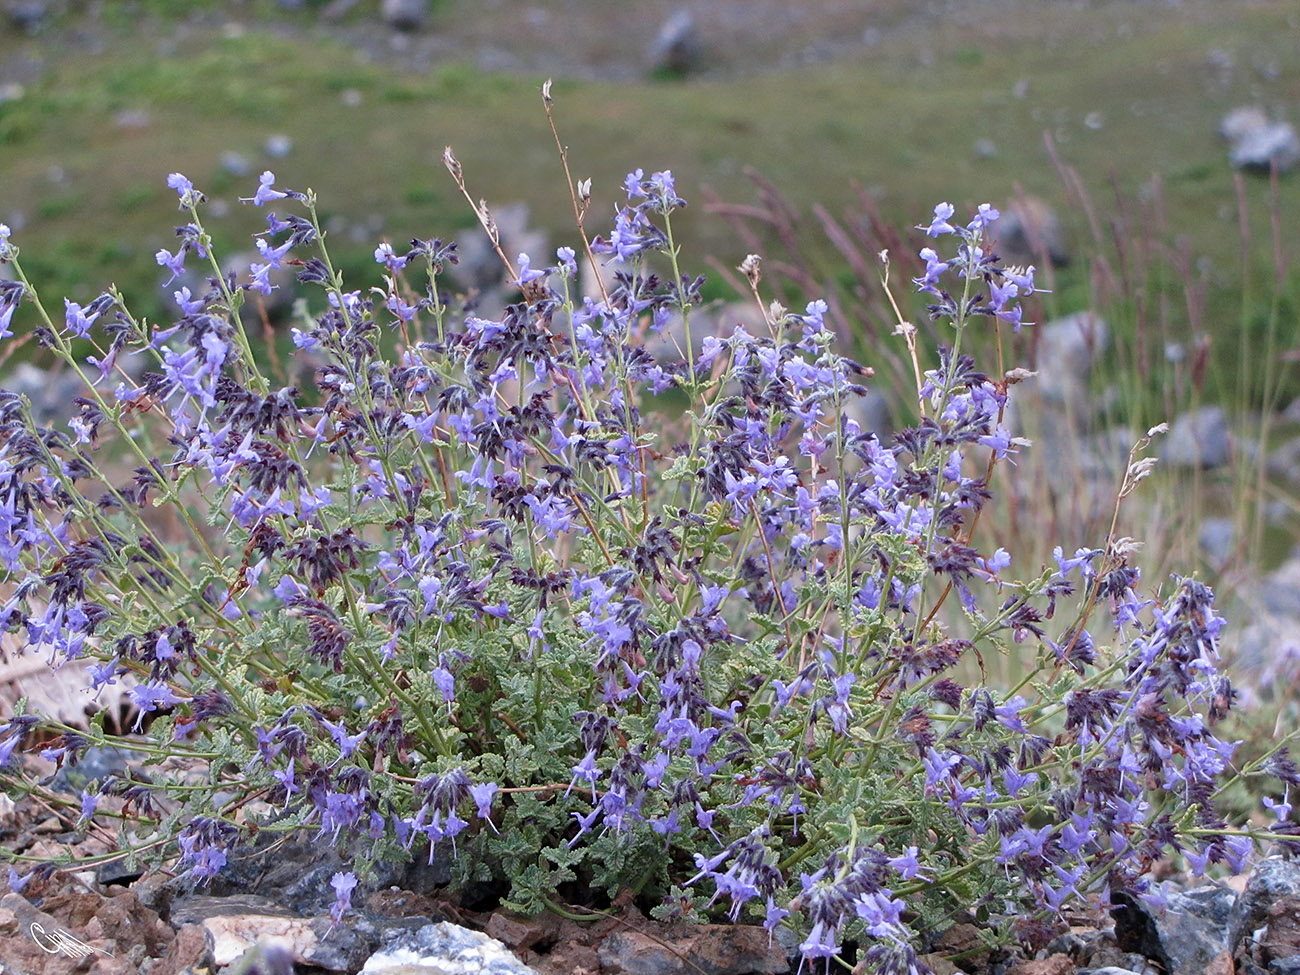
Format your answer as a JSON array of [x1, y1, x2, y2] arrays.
[[0, 97, 1295, 973]]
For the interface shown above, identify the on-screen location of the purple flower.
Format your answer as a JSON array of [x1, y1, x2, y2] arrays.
[[0, 733, 21, 768], [63, 298, 99, 338], [470, 782, 498, 822], [374, 241, 407, 271], [914, 247, 948, 294], [887, 846, 927, 880], [76, 790, 99, 826], [922, 202, 958, 237], [515, 252, 546, 285], [243, 170, 288, 207], [0, 299, 16, 341], [432, 662, 456, 704], [321, 718, 365, 760], [155, 247, 187, 285], [568, 750, 600, 796], [967, 202, 1000, 232], [569, 807, 601, 846], [167, 172, 201, 208], [129, 682, 182, 731], [330, 871, 357, 926]]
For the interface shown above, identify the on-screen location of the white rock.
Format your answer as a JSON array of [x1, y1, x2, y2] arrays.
[[1219, 105, 1270, 143], [1162, 405, 1231, 468], [1230, 121, 1300, 173], [360, 921, 537, 975]]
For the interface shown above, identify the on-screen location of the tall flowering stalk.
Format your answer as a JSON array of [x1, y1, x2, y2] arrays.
[[0, 105, 1293, 972]]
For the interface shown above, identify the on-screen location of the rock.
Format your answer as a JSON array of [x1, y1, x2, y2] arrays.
[[1077, 928, 1160, 975], [1008, 956, 1075, 975], [1221, 107, 1300, 173], [1231, 858, 1300, 957], [113, 108, 151, 129], [149, 924, 215, 975], [169, 893, 367, 971], [222, 941, 295, 975], [1221, 106, 1271, 143], [1260, 555, 1300, 618], [1267, 436, 1300, 484], [5, 1, 53, 33], [1162, 405, 1231, 468], [450, 201, 548, 312], [0, 888, 173, 975], [596, 924, 788, 975], [1264, 897, 1300, 965], [1231, 122, 1300, 173], [649, 8, 703, 76], [1010, 311, 1108, 442], [1199, 517, 1237, 568], [48, 744, 139, 794], [916, 952, 962, 974], [485, 913, 548, 953], [998, 195, 1069, 267], [1036, 311, 1109, 409], [360, 921, 537, 975], [264, 134, 293, 159], [1147, 886, 1236, 974], [0, 361, 92, 426], [221, 151, 253, 177], [381, 0, 427, 32], [849, 387, 895, 440]]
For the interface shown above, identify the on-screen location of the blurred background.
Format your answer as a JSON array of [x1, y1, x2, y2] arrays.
[[1, 0, 1299, 700]]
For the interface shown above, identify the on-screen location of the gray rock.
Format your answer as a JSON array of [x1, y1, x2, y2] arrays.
[[848, 388, 895, 440], [360, 921, 537, 975], [1221, 106, 1271, 143], [1012, 311, 1108, 435], [650, 8, 703, 76], [264, 134, 293, 159], [380, 0, 427, 32], [1078, 969, 1150, 975], [1230, 857, 1300, 956], [1077, 928, 1161, 975], [1231, 122, 1300, 173], [1163, 405, 1231, 468], [1037, 310, 1108, 408], [169, 894, 371, 971], [1222, 107, 1300, 173], [1, 361, 90, 426], [1152, 886, 1236, 974], [997, 195, 1069, 267], [1259, 555, 1300, 618], [1267, 436, 1300, 484], [5, 1, 52, 32], [1199, 517, 1237, 568], [449, 202, 548, 311], [221, 151, 253, 177], [597, 924, 788, 975]]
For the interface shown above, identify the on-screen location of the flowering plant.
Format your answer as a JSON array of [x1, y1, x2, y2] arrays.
[[1, 95, 1294, 972]]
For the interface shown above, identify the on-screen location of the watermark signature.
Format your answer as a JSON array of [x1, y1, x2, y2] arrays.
[[27, 922, 114, 959]]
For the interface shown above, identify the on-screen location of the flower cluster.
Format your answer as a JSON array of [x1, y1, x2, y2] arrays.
[[0, 153, 1289, 974]]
